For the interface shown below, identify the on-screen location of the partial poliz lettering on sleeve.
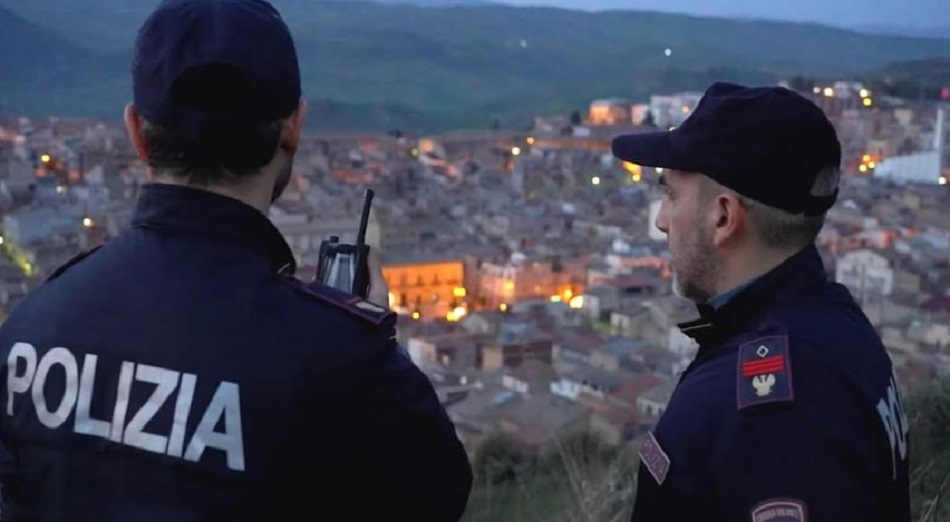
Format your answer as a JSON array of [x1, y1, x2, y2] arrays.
[[877, 370, 909, 481]]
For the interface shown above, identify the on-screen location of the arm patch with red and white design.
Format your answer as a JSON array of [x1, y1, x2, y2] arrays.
[[737, 335, 795, 410]]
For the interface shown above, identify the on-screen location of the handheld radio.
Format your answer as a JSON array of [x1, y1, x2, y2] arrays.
[[314, 189, 374, 298]]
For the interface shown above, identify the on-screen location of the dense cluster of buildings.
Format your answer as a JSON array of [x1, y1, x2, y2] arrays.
[[0, 82, 948, 458]]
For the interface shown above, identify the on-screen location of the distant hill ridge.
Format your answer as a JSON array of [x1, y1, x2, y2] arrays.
[[2, 0, 950, 131], [855, 24, 950, 40]]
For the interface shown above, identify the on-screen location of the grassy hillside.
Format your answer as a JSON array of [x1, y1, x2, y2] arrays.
[[465, 379, 950, 521], [2, 0, 950, 131], [463, 433, 636, 522]]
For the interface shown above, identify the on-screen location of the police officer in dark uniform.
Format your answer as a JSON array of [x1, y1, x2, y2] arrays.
[[612, 83, 910, 521], [0, 1, 472, 520]]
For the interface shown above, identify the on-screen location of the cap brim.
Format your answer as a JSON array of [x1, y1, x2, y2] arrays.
[[611, 132, 685, 170]]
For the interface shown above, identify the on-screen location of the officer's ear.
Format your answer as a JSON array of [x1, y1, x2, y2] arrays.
[[123, 104, 149, 161], [279, 98, 308, 156], [711, 191, 747, 247]]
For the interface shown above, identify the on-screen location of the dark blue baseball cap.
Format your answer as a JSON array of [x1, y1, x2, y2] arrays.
[[132, 0, 301, 139], [612, 82, 841, 216]]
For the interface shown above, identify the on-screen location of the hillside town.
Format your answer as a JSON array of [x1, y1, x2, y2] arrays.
[[0, 80, 948, 461]]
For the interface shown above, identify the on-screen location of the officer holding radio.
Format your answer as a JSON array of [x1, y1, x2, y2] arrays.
[[0, 1, 472, 520]]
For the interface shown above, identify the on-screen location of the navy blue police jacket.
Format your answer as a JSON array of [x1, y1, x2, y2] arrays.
[[631, 245, 910, 522], [0, 183, 473, 521]]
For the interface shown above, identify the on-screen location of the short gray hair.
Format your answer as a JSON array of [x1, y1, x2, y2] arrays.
[[699, 168, 839, 249]]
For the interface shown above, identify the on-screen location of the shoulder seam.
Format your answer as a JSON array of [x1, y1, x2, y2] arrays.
[[43, 244, 104, 284]]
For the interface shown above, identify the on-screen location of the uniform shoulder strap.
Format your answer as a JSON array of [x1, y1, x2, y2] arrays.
[[282, 276, 397, 330], [44, 245, 104, 284]]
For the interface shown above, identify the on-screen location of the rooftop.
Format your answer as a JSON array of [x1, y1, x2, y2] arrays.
[[640, 380, 678, 405], [594, 404, 641, 429], [496, 392, 589, 433], [447, 383, 516, 424], [381, 250, 464, 266], [611, 374, 669, 405], [568, 363, 637, 392], [599, 338, 653, 358], [505, 359, 558, 386]]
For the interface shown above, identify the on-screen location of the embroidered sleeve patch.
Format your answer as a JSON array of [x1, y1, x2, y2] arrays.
[[638, 432, 670, 486], [737, 335, 794, 410], [751, 498, 808, 522]]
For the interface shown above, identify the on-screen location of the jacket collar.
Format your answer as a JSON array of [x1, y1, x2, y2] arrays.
[[678, 244, 828, 348], [130, 183, 296, 275]]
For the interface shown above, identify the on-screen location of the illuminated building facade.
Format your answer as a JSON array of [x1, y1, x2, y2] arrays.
[[383, 255, 466, 321]]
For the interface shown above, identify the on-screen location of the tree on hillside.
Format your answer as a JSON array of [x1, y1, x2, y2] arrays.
[[570, 110, 583, 126], [642, 110, 657, 128], [473, 434, 533, 485], [786, 75, 817, 92]]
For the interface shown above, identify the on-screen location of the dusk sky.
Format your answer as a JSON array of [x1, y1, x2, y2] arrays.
[[498, 0, 950, 30]]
